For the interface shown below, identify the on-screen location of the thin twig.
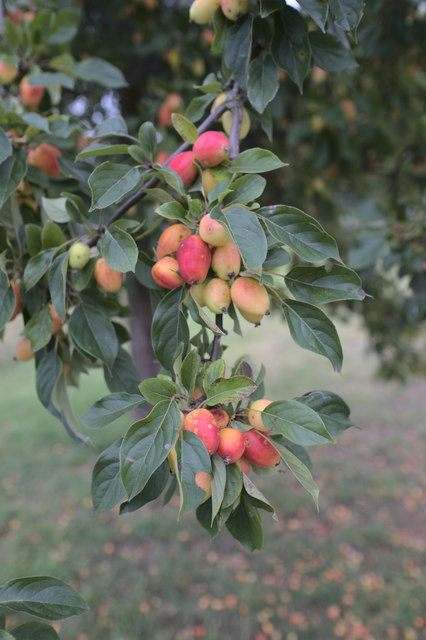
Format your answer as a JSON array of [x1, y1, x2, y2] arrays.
[[210, 314, 223, 361], [228, 95, 243, 159]]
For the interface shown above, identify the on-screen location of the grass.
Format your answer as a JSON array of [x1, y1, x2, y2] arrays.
[[0, 316, 425, 640]]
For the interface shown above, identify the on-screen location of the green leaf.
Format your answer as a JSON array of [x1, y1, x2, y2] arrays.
[[329, 0, 364, 32], [104, 347, 141, 395], [138, 122, 157, 157], [262, 399, 334, 446], [151, 288, 189, 372], [247, 55, 279, 114], [51, 373, 88, 445], [222, 174, 266, 207], [223, 464, 243, 509], [98, 226, 138, 273], [285, 265, 366, 304], [41, 221, 65, 251], [41, 197, 72, 223], [263, 246, 290, 269], [228, 148, 285, 173], [24, 306, 53, 352], [25, 224, 42, 257], [119, 461, 169, 514], [258, 205, 341, 263], [242, 476, 275, 513], [46, 8, 79, 44], [82, 393, 146, 429], [0, 630, 17, 639], [0, 150, 27, 208], [211, 454, 226, 524], [90, 116, 128, 138], [22, 113, 50, 133], [0, 273, 15, 331], [68, 305, 118, 368], [205, 376, 257, 406], [175, 430, 212, 517], [171, 114, 198, 144], [29, 71, 75, 89], [0, 576, 88, 621], [11, 621, 60, 639], [76, 143, 129, 159], [196, 500, 220, 539], [224, 15, 253, 89], [297, 0, 329, 30], [36, 351, 62, 418], [91, 439, 126, 512], [48, 253, 69, 321], [225, 495, 263, 551], [272, 7, 311, 92], [0, 130, 13, 165], [272, 441, 319, 507], [88, 162, 141, 211], [120, 399, 181, 500], [282, 300, 343, 372], [211, 205, 267, 270], [155, 201, 187, 222], [202, 359, 226, 393], [188, 295, 226, 336], [186, 93, 215, 123], [74, 58, 128, 88], [297, 390, 356, 435], [180, 350, 201, 397], [310, 32, 358, 72], [139, 377, 176, 406]]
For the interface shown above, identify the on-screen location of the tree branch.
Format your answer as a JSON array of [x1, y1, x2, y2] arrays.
[[210, 314, 223, 361], [228, 95, 243, 159]]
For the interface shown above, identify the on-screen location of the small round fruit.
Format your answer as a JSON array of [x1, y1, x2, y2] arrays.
[[177, 235, 211, 285], [94, 258, 123, 293], [49, 303, 63, 334], [211, 242, 241, 280], [69, 242, 91, 270], [222, 107, 251, 140], [19, 75, 45, 109], [238, 308, 265, 325], [16, 337, 34, 361], [168, 151, 198, 188], [199, 213, 230, 247], [151, 256, 184, 290], [201, 169, 219, 196], [168, 446, 178, 474], [195, 471, 212, 502], [156, 223, 192, 259], [0, 61, 18, 85], [183, 408, 219, 455], [217, 427, 245, 464], [190, 0, 220, 24], [247, 398, 273, 434], [210, 407, 230, 429], [191, 283, 206, 307], [10, 282, 22, 321], [230, 277, 270, 318], [27, 143, 62, 178], [220, 0, 249, 21], [193, 131, 230, 167], [203, 277, 231, 314], [243, 429, 280, 468]]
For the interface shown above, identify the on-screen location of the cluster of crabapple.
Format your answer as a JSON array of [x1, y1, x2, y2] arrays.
[[189, 0, 249, 25]]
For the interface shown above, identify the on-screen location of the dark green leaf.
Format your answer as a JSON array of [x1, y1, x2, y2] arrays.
[[76, 143, 129, 159], [224, 16, 253, 89], [171, 114, 198, 144], [88, 162, 141, 211], [0, 130, 13, 165], [151, 288, 189, 372], [310, 32, 358, 71], [82, 393, 145, 429], [41, 197, 71, 224], [41, 221, 65, 251], [202, 359, 226, 392], [282, 299, 343, 371], [120, 400, 181, 499], [242, 475, 275, 513], [0, 576, 88, 621], [98, 226, 138, 273], [272, 440, 319, 507], [104, 347, 141, 394], [0, 150, 27, 208], [91, 439, 125, 512], [247, 55, 279, 114], [180, 350, 201, 396], [90, 116, 128, 138], [211, 454, 226, 523], [228, 148, 285, 173], [36, 350, 62, 418], [138, 122, 157, 157], [186, 93, 215, 123], [139, 377, 177, 406], [120, 461, 169, 514], [29, 71, 74, 89], [11, 621, 60, 639], [74, 58, 128, 88], [205, 376, 257, 406], [24, 248, 58, 290], [0, 273, 15, 331], [225, 495, 263, 551], [155, 201, 187, 222], [298, 0, 329, 30], [258, 205, 341, 263], [262, 399, 334, 446], [272, 7, 311, 92], [24, 306, 53, 352], [25, 224, 42, 257], [211, 205, 267, 269], [48, 253, 68, 321], [176, 430, 212, 517], [223, 464, 243, 509], [329, 0, 363, 32], [68, 305, 118, 368], [222, 174, 266, 206], [285, 265, 365, 304], [297, 390, 356, 435]]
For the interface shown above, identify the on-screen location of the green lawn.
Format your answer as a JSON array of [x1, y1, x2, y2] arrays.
[[0, 317, 425, 640]]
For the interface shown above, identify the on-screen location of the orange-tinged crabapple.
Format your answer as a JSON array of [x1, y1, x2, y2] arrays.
[[238, 308, 265, 325], [10, 282, 22, 321], [243, 429, 280, 468], [16, 337, 34, 361], [199, 213, 230, 247], [217, 427, 245, 464], [210, 407, 230, 429], [94, 258, 123, 293], [168, 151, 198, 188], [247, 398, 273, 434], [158, 93, 184, 127], [230, 277, 270, 318], [151, 256, 184, 290], [156, 223, 192, 259], [201, 169, 219, 196], [155, 151, 171, 165], [49, 303, 63, 334], [193, 131, 230, 167], [195, 471, 212, 502], [189, 0, 220, 24], [203, 277, 231, 314], [183, 408, 219, 455], [0, 62, 18, 84], [19, 76, 45, 109], [69, 242, 91, 270], [27, 144, 62, 178], [211, 242, 241, 280], [220, 0, 249, 21], [177, 235, 211, 285]]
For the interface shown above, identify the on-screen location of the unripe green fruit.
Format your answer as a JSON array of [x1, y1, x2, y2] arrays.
[[220, 0, 249, 21], [189, 0, 220, 24], [191, 283, 206, 307], [221, 108, 251, 140], [203, 278, 231, 314], [202, 169, 219, 196], [69, 242, 91, 270], [199, 213, 230, 247], [211, 242, 241, 280]]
